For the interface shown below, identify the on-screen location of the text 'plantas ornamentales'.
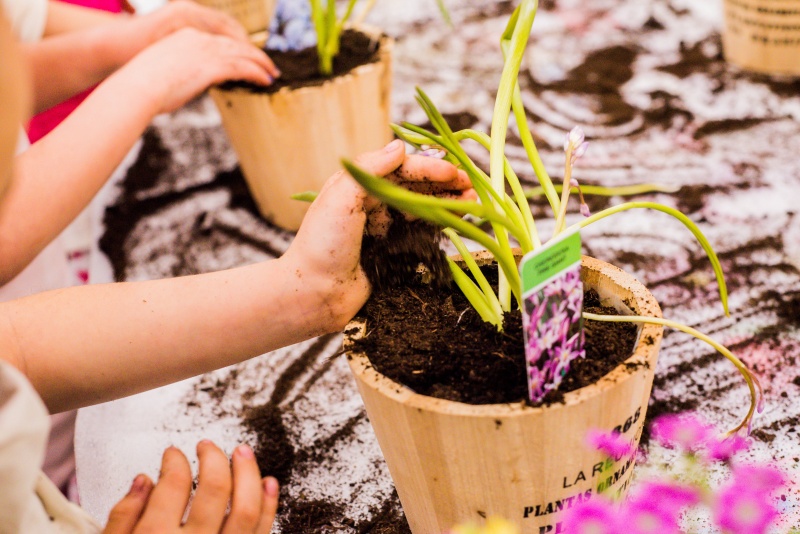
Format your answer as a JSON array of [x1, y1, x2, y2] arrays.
[[342, 0, 762, 433]]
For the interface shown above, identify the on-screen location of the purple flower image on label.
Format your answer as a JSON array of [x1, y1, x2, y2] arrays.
[[522, 262, 585, 402]]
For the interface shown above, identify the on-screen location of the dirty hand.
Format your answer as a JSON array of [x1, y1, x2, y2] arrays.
[[103, 441, 279, 534], [284, 139, 476, 332], [111, 27, 278, 116]]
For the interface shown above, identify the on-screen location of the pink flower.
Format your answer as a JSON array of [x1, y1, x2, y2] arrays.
[[586, 430, 634, 459], [713, 486, 779, 534], [703, 433, 749, 462], [560, 498, 618, 534], [650, 413, 713, 452], [730, 464, 786, 492], [618, 498, 681, 534], [628, 480, 700, 515]]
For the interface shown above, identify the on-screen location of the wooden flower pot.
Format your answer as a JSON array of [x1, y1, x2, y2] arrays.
[[722, 0, 800, 76], [190, 0, 275, 34], [345, 254, 663, 533], [209, 31, 393, 231]]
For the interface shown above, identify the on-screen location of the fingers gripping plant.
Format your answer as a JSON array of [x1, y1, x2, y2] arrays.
[[309, 0, 450, 76], [343, 0, 762, 435]]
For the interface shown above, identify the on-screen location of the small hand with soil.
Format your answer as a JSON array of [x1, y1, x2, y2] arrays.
[[109, 27, 279, 116], [284, 139, 475, 333], [103, 441, 279, 534]]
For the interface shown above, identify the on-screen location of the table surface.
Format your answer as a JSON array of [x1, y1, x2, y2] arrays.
[[76, 0, 800, 531]]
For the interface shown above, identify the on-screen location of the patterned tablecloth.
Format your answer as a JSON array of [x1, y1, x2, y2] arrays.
[[76, 0, 800, 531]]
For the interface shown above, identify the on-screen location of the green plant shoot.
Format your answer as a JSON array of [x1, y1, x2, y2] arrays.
[[309, 0, 450, 76]]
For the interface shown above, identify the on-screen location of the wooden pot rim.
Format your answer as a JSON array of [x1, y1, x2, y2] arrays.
[[215, 26, 392, 99], [345, 253, 663, 418]]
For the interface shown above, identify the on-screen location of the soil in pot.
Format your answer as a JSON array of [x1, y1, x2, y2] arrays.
[[353, 219, 640, 406], [222, 29, 383, 94]]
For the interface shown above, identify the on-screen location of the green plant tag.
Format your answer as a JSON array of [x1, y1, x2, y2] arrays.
[[519, 229, 585, 402]]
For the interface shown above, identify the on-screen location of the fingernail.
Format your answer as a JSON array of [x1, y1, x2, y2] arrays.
[[235, 444, 255, 459], [383, 139, 403, 152], [264, 476, 279, 497], [130, 474, 148, 495]]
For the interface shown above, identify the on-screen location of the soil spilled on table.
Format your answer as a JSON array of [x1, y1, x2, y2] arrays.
[[221, 29, 382, 94]]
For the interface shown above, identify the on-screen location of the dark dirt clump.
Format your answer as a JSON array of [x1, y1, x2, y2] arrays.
[[280, 499, 352, 533], [241, 403, 295, 484], [221, 29, 382, 94], [352, 264, 638, 406], [360, 212, 451, 292], [357, 496, 412, 534]]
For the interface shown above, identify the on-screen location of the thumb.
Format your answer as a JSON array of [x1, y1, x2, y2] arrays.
[[351, 139, 406, 176], [311, 138, 406, 220]]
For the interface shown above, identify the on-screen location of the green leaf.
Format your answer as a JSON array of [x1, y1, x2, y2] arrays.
[[291, 191, 319, 203], [572, 201, 729, 315], [525, 183, 680, 198], [444, 229, 503, 322], [448, 258, 502, 327], [583, 312, 758, 437]]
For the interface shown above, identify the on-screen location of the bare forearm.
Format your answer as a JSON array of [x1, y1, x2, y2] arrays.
[[0, 258, 339, 413], [43, 1, 119, 35], [0, 74, 157, 284], [23, 17, 144, 113]]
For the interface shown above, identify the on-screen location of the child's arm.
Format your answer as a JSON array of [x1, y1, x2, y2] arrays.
[[0, 27, 277, 285], [42, 1, 119, 35], [0, 142, 474, 414], [25, 1, 262, 114]]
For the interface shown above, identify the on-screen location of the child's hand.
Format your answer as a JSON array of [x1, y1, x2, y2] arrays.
[[283, 139, 476, 333], [110, 27, 278, 116], [133, 0, 252, 44], [103, 441, 279, 534]]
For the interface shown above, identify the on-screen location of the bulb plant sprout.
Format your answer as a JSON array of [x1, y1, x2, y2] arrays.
[[272, 0, 450, 76], [342, 0, 761, 435]]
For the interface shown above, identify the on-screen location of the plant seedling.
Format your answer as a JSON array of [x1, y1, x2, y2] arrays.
[[342, 0, 761, 434], [270, 0, 450, 76]]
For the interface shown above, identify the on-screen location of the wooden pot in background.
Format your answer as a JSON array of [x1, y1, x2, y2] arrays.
[[345, 254, 663, 534], [210, 31, 393, 231], [722, 0, 800, 76]]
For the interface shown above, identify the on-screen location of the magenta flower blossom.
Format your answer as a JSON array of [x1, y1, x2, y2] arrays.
[[704, 433, 749, 461], [730, 464, 786, 492], [560, 498, 618, 534], [713, 486, 779, 534], [650, 413, 713, 452], [628, 480, 701, 515], [586, 429, 634, 459], [618, 498, 682, 534]]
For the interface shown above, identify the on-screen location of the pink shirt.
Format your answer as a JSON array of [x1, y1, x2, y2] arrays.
[[26, 0, 125, 143]]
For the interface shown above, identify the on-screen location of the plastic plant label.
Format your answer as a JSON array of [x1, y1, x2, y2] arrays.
[[519, 229, 585, 403]]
